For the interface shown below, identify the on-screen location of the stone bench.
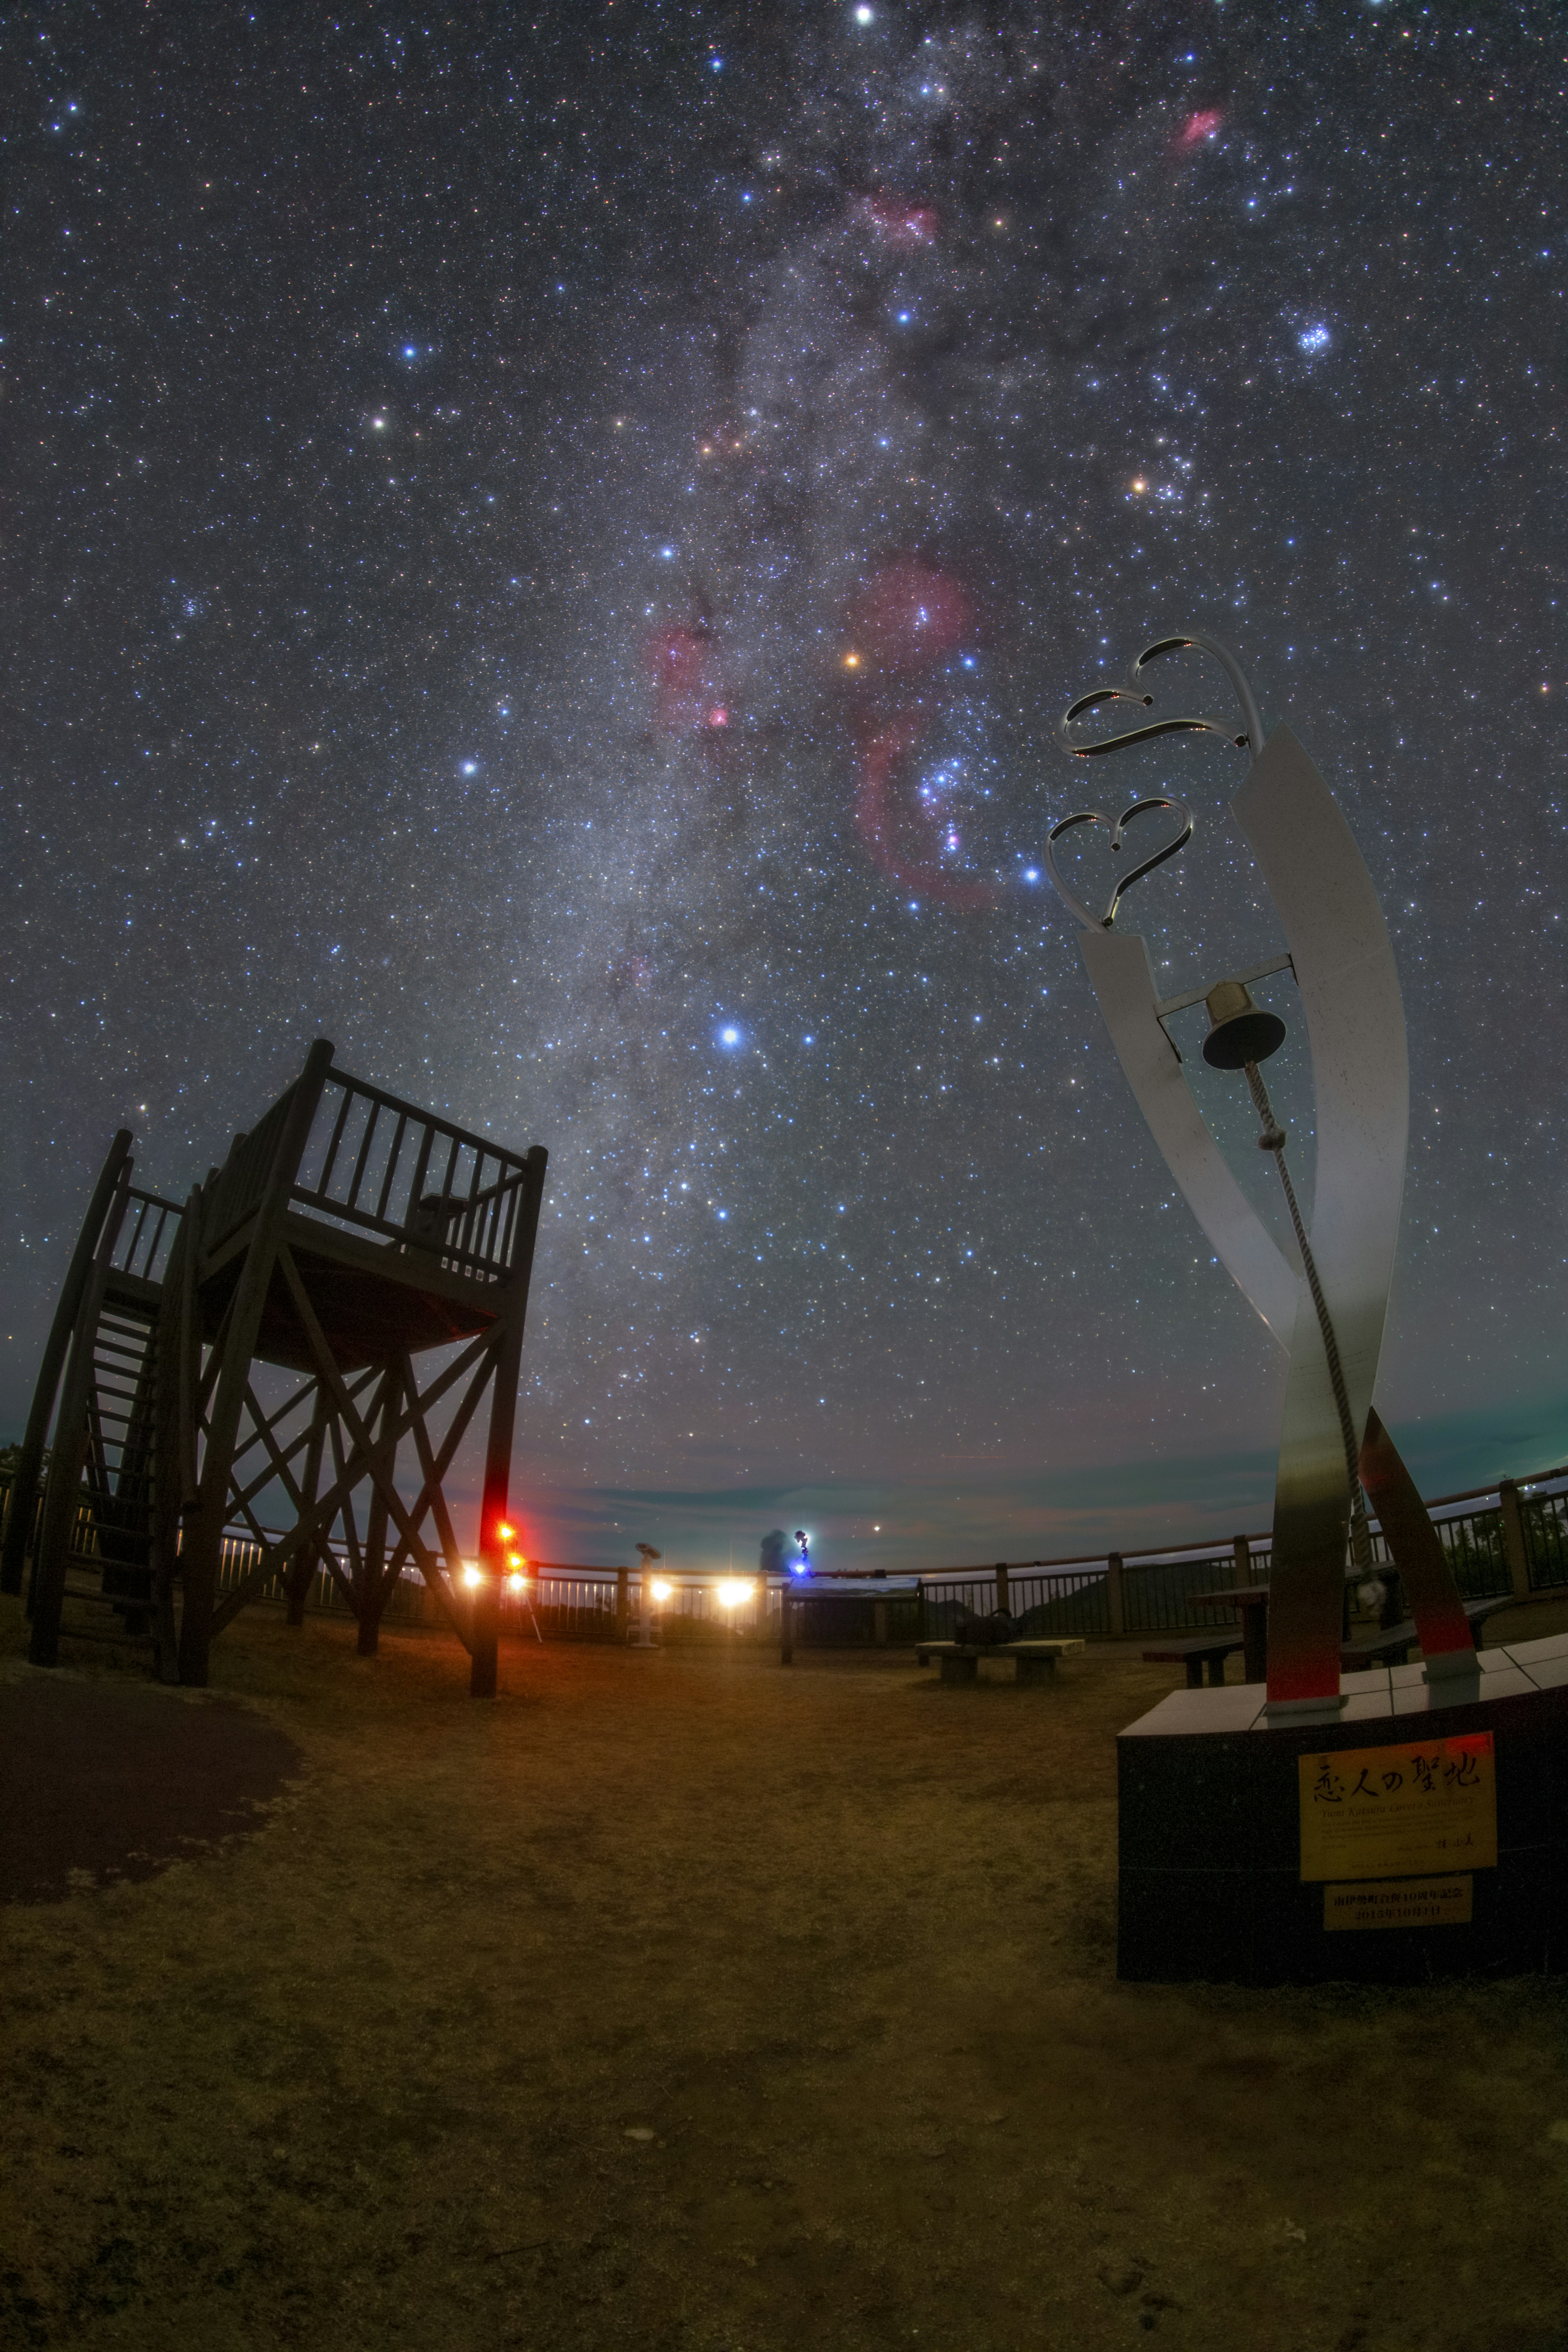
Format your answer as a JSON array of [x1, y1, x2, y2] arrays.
[[915, 1638, 1085, 1687]]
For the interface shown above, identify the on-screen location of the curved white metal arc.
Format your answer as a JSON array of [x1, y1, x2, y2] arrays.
[[1231, 726, 1409, 1443], [1078, 928, 1301, 1345]]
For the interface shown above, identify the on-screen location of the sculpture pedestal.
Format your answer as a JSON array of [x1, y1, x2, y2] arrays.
[[1117, 1631, 1568, 1984]]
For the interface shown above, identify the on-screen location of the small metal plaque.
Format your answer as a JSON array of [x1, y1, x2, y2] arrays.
[[1323, 1875, 1473, 1932], [1298, 1732, 1496, 1882]]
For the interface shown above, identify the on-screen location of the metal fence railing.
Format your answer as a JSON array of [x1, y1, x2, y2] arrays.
[[6, 1459, 1568, 1651]]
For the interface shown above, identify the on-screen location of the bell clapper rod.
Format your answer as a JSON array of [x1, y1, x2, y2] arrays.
[[1243, 1058, 1375, 1580]]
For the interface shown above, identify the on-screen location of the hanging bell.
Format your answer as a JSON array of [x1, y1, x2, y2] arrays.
[[1201, 978, 1287, 1070]]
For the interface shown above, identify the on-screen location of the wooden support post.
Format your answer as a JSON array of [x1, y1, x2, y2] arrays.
[[470, 1144, 547, 1699], [994, 1561, 1011, 1614], [355, 1369, 401, 1657], [780, 1579, 793, 1666], [615, 1565, 629, 1638], [2, 1131, 134, 1597], [179, 1041, 334, 1686], [285, 1402, 329, 1626], [873, 1600, 888, 1647], [1233, 1535, 1265, 1683], [28, 1170, 134, 1666], [1498, 1479, 1533, 1605], [1105, 1550, 1125, 1639]]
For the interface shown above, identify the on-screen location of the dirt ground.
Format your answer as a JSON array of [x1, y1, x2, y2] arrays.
[[2, 1594, 1567, 2352]]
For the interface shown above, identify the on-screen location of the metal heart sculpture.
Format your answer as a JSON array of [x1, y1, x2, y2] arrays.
[[1044, 796, 1194, 931]]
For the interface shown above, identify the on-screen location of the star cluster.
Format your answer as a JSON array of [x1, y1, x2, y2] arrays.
[[4, 3, 1564, 1568]]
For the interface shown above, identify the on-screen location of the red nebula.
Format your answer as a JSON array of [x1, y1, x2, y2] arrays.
[[849, 559, 974, 676], [855, 715, 998, 912], [644, 624, 728, 735], [1177, 108, 1224, 147], [853, 192, 939, 249]]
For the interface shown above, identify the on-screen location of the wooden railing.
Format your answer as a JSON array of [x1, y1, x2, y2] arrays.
[[110, 1187, 186, 1288], [292, 1069, 534, 1285], [202, 1073, 311, 1255]]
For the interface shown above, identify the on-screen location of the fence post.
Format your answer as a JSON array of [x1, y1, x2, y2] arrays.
[[615, 1566, 629, 1638], [780, 1579, 793, 1666], [1232, 1534, 1251, 1585], [1498, 1479, 1532, 1604], [994, 1561, 1010, 1614], [1105, 1551, 1125, 1639]]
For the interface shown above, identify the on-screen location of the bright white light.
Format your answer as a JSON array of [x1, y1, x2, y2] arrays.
[[507, 1572, 526, 1592], [659, 545, 676, 559], [372, 417, 386, 430], [855, 4, 874, 19], [403, 344, 417, 358], [1298, 323, 1331, 352], [719, 1025, 741, 1047], [650, 1578, 674, 1602], [1023, 867, 1040, 882], [462, 1564, 482, 1588], [717, 1579, 753, 1609], [461, 760, 478, 775]]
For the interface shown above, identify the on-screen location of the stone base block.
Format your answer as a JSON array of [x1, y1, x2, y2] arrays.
[[1118, 1633, 1568, 1984]]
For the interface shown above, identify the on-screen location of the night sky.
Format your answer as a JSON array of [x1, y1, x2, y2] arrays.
[[5, 2, 1564, 1575]]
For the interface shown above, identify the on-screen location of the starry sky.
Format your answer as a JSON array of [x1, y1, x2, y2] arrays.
[[5, 1, 1564, 1576]]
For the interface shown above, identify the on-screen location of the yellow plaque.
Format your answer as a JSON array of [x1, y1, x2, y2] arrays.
[[1323, 1875, 1473, 1931], [1298, 1731, 1496, 1882]]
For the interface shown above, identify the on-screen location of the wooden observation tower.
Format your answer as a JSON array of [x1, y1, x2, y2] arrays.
[[2, 1040, 548, 1697]]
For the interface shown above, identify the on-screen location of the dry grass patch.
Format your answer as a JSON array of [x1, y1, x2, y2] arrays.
[[2, 1595, 1566, 2352]]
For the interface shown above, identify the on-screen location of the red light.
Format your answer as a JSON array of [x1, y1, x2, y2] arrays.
[[1178, 109, 1223, 148]]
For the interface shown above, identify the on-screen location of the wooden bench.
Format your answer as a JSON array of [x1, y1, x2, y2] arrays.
[[915, 1638, 1085, 1687], [1340, 1591, 1516, 1672], [1141, 1635, 1245, 1689]]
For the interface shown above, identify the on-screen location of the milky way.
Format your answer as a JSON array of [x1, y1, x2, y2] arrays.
[[5, 4, 1564, 1570]]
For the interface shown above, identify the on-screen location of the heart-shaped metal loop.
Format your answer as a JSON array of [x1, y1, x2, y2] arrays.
[[1043, 796, 1194, 931]]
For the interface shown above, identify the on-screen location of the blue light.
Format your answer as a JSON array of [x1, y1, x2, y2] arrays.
[[403, 344, 417, 358], [719, 1025, 741, 1047], [1023, 867, 1040, 882], [1298, 323, 1331, 353]]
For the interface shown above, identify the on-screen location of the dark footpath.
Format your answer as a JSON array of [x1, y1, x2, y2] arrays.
[[0, 1670, 301, 1904]]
